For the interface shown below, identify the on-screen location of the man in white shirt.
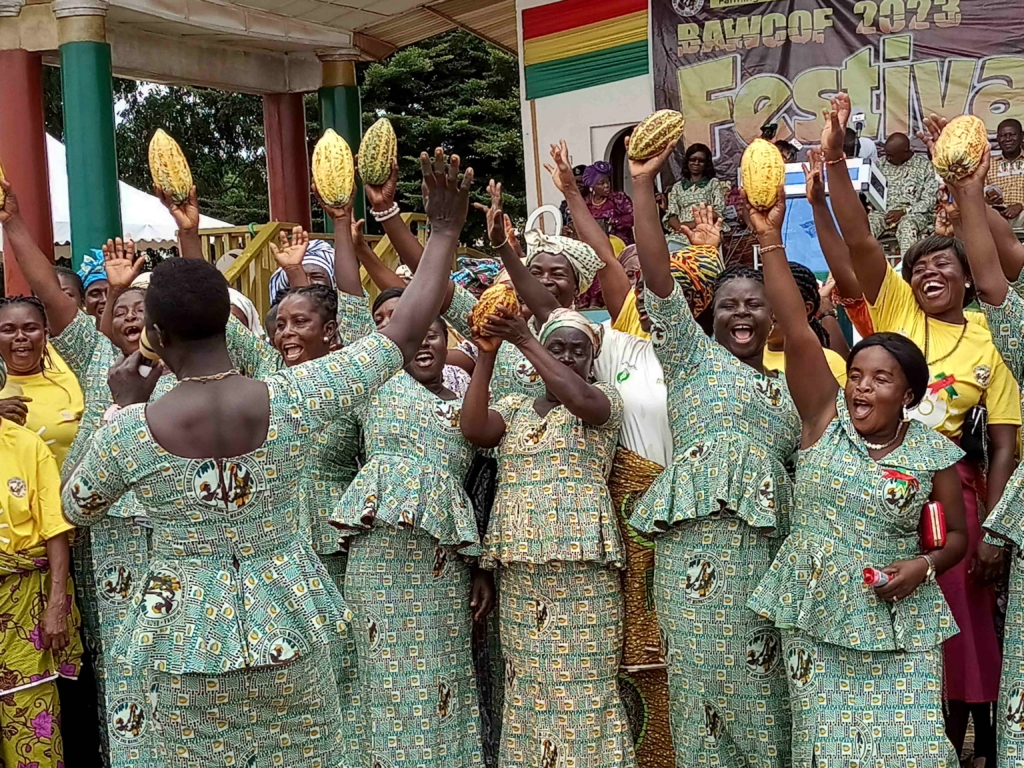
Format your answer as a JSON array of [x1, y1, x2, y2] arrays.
[[844, 128, 879, 163]]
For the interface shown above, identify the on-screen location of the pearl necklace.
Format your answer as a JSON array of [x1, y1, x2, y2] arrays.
[[862, 421, 906, 451]]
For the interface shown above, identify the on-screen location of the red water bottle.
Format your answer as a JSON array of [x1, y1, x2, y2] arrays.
[[863, 567, 891, 587]]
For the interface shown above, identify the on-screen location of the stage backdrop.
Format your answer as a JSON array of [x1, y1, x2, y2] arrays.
[[652, 0, 1024, 176]]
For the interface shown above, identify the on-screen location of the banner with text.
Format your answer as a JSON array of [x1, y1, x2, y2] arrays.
[[652, 0, 1024, 174]]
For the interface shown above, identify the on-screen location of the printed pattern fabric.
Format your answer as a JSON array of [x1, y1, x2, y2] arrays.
[[631, 281, 801, 536], [499, 561, 636, 768], [321, 552, 364, 762], [61, 333, 404, 676], [152, 648, 344, 768], [345, 526, 484, 768], [484, 383, 625, 569], [445, 285, 546, 401], [656, 518, 790, 768], [749, 393, 963, 652], [664, 178, 729, 235], [781, 630, 954, 768], [0, 680, 65, 768], [332, 372, 480, 553]]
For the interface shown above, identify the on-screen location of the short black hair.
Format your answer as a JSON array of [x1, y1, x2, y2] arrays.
[[372, 286, 405, 315], [775, 140, 797, 157], [900, 235, 975, 306], [998, 118, 1022, 134], [146, 258, 230, 341], [789, 262, 829, 346], [848, 332, 929, 408], [281, 284, 338, 325], [683, 143, 716, 180], [54, 267, 84, 297]]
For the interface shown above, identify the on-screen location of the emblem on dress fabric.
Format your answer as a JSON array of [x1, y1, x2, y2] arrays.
[[877, 469, 921, 515], [433, 401, 461, 431], [432, 546, 449, 578], [974, 364, 992, 387], [849, 714, 877, 761], [256, 629, 308, 666], [754, 377, 785, 408], [365, 610, 385, 654], [534, 597, 553, 635], [504, 657, 518, 691], [372, 755, 395, 768], [703, 705, 723, 742], [682, 443, 708, 461], [437, 678, 455, 723], [684, 554, 723, 603], [361, 494, 378, 525], [109, 695, 148, 743], [785, 641, 817, 690], [1006, 682, 1024, 738], [746, 627, 782, 678], [756, 475, 775, 510], [70, 478, 107, 514], [7, 478, 26, 498], [190, 457, 263, 514], [650, 327, 667, 347], [515, 359, 541, 384], [540, 737, 560, 768], [140, 566, 184, 620], [97, 559, 135, 603]]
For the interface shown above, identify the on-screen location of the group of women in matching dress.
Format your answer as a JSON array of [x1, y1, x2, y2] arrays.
[[3, 94, 1024, 768]]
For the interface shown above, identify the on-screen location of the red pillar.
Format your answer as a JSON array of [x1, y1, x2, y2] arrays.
[[0, 51, 54, 297], [262, 93, 311, 232]]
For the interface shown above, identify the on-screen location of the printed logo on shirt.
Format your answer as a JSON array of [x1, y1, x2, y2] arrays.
[[108, 694, 149, 743], [515, 359, 541, 385], [190, 457, 265, 515], [684, 553, 723, 603], [6, 478, 26, 499], [974, 364, 992, 387], [258, 629, 307, 666], [746, 627, 782, 678], [877, 468, 921, 515], [433, 401, 462, 431], [437, 678, 455, 723], [97, 558, 135, 603], [785, 640, 818, 691], [1005, 681, 1024, 738], [140, 566, 185, 621]]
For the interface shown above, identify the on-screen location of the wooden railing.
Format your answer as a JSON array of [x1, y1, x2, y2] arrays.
[[201, 214, 489, 322]]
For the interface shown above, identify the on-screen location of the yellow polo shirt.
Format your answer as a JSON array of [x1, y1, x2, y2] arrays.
[[763, 346, 848, 386]]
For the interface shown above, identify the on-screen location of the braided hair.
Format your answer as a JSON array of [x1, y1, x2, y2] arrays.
[[712, 264, 763, 301], [788, 262, 830, 347], [281, 284, 339, 325]]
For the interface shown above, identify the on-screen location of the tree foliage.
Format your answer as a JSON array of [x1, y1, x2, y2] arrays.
[[41, 29, 525, 242]]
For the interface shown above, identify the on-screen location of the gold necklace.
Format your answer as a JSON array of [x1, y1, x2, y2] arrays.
[[923, 317, 967, 367], [178, 369, 241, 384], [862, 421, 906, 451]]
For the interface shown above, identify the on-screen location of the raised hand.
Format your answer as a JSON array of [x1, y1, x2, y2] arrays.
[[472, 179, 506, 247], [0, 396, 30, 426], [542, 140, 577, 194], [0, 179, 19, 224], [350, 217, 368, 250], [102, 237, 145, 290], [270, 226, 309, 270], [627, 135, 678, 182], [918, 113, 947, 156], [738, 185, 787, 239], [820, 93, 851, 159], [679, 203, 723, 248], [420, 148, 473, 234], [155, 184, 200, 234], [361, 157, 399, 213], [108, 351, 162, 407], [803, 147, 826, 206], [478, 306, 532, 348]]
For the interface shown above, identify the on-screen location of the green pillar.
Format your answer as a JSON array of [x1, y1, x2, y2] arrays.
[[318, 58, 363, 225], [58, 19, 120, 270]]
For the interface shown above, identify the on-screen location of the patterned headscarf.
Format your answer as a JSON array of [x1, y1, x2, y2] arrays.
[[131, 272, 152, 290], [524, 230, 603, 294], [452, 257, 502, 296], [0, 355, 6, 391], [582, 161, 613, 189], [228, 289, 267, 340], [667, 243, 723, 318], [78, 249, 108, 289], [618, 245, 640, 277], [539, 307, 603, 357], [268, 239, 335, 304]]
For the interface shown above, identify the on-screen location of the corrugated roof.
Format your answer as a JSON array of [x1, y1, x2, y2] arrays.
[[357, 0, 517, 55]]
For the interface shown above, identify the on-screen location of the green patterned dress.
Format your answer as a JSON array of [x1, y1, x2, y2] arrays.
[[978, 284, 1024, 766], [60, 332, 402, 768], [485, 383, 635, 768], [52, 310, 281, 767], [749, 393, 963, 767], [629, 281, 801, 768], [331, 369, 484, 768]]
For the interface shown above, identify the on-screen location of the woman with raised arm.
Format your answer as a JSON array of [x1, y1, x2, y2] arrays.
[[930, 123, 1024, 767], [748, 178, 968, 766], [460, 301, 634, 768], [821, 95, 1016, 757], [627, 137, 801, 768], [60, 150, 474, 768]]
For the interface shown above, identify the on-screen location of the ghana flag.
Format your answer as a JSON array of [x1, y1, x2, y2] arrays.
[[522, 0, 649, 100]]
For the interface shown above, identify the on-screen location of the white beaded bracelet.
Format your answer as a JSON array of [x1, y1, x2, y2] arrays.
[[371, 203, 401, 222]]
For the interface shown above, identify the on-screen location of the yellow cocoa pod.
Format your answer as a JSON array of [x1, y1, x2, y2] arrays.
[[0, 156, 6, 210], [148, 129, 193, 204], [628, 110, 686, 161], [740, 138, 785, 210], [312, 129, 355, 207], [931, 115, 988, 182], [358, 118, 397, 186], [469, 283, 519, 336]]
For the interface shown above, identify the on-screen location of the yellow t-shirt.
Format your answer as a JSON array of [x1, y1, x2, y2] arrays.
[[763, 346, 849, 386], [867, 265, 1022, 438], [0, 417, 72, 553], [612, 290, 651, 340], [0, 345, 84, 470]]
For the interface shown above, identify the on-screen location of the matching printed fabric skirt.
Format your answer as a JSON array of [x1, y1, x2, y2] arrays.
[[321, 550, 365, 764], [997, 549, 1024, 765], [655, 515, 790, 768], [498, 560, 637, 768], [345, 525, 484, 768], [90, 515, 164, 767], [781, 629, 955, 768], [937, 460, 1001, 703], [609, 448, 674, 768], [152, 649, 343, 768]]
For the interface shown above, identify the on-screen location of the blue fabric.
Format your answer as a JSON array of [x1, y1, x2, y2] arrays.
[[78, 249, 107, 289]]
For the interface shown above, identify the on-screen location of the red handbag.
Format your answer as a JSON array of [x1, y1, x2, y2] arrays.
[[920, 501, 947, 551]]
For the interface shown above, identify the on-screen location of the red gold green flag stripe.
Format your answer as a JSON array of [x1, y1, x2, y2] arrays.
[[524, 39, 648, 100], [522, 0, 647, 40], [523, 11, 647, 66]]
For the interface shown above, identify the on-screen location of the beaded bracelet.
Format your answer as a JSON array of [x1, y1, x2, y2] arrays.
[[824, 153, 847, 166], [371, 203, 401, 222], [758, 243, 785, 254]]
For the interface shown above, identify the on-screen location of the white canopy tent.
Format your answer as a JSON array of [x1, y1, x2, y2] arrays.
[[0, 134, 232, 253]]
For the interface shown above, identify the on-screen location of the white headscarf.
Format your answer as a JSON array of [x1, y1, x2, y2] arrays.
[[228, 289, 267, 340], [524, 230, 603, 293]]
